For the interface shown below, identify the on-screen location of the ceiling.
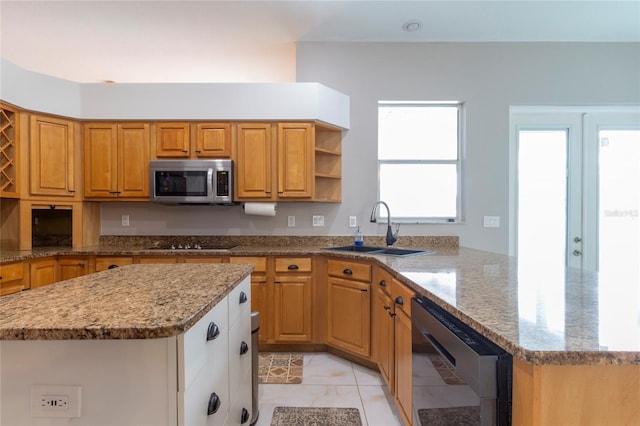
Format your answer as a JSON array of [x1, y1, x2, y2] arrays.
[[1, 1, 639, 83]]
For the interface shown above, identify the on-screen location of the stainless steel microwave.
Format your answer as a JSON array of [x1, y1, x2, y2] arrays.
[[149, 159, 234, 204]]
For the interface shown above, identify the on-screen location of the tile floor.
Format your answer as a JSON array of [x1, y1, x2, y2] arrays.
[[256, 352, 404, 426]]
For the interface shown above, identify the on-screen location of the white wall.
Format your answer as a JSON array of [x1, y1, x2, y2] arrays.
[[292, 42, 640, 253], [98, 42, 640, 253]]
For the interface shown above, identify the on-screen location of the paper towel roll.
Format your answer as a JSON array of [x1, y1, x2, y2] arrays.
[[243, 202, 277, 217]]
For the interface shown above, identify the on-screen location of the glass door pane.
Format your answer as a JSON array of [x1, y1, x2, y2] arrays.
[[517, 130, 568, 268]]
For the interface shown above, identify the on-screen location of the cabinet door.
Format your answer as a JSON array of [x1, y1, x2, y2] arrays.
[[234, 123, 274, 199], [0, 262, 25, 296], [118, 124, 150, 197], [30, 258, 57, 288], [30, 115, 76, 197], [327, 276, 371, 357], [84, 123, 118, 197], [196, 123, 231, 158], [155, 122, 190, 157], [57, 257, 89, 281], [395, 307, 412, 426], [374, 286, 395, 392], [277, 123, 313, 198], [273, 275, 312, 342]]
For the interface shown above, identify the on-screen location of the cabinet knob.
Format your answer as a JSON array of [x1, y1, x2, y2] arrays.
[[395, 296, 404, 306], [239, 291, 248, 304], [240, 341, 249, 355], [288, 264, 299, 270], [206, 322, 220, 341], [207, 393, 221, 415], [379, 280, 387, 287], [241, 408, 250, 424], [343, 268, 353, 275], [108, 264, 119, 269]]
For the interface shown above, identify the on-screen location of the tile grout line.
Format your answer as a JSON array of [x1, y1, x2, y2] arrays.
[[352, 361, 371, 426]]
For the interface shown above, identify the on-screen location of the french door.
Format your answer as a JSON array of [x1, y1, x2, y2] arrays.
[[510, 108, 640, 275]]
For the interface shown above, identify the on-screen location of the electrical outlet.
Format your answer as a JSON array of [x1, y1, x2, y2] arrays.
[[349, 216, 357, 228], [121, 215, 130, 227], [31, 385, 81, 418], [312, 215, 324, 227], [288, 216, 295, 227]]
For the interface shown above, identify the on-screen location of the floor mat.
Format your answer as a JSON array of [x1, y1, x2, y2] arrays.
[[418, 406, 480, 426], [427, 354, 465, 385], [270, 407, 362, 426], [258, 352, 303, 384]]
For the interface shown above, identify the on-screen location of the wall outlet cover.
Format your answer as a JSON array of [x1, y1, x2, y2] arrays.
[[31, 384, 81, 418]]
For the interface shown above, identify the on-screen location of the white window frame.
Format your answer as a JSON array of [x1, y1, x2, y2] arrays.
[[377, 101, 464, 224]]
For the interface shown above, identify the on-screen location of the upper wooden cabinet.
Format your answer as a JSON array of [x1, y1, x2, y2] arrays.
[[234, 123, 274, 200], [0, 103, 20, 198], [234, 122, 341, 202], [154, 122, 231, 159], [195, 123, 231, 158], [154, 122, 190, 157], [84, 123, 150, 199], [29, 114, 78, 199], [277, 123, 313, 199]]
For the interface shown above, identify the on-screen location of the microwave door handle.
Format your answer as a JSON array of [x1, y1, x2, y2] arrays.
[[208, 168, 214, 199]]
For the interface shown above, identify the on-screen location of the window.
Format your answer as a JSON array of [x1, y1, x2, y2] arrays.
[[377, 102, 462, 223]]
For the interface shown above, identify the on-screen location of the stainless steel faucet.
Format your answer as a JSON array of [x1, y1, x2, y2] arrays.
[[370, 201, 399, 246]]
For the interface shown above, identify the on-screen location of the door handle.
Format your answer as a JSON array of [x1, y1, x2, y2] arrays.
[[239, 291, 248, 304], [573, 249, 582, 256], [240, 341, 249, 355], [206, 322, 220, 341], [207, 393, 221, 415], [574, 237, 582, 243]]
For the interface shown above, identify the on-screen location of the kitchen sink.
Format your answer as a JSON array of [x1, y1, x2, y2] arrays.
[[324, 245, 434, 257]]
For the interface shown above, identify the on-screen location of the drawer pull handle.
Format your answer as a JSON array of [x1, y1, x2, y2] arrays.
[[240, 341, 249, 355], [239, 291, 248, 304], [241, 407, 250, 424], [395, 296, 404, 306], [384, 306, 391, 311], [108, 264, 119, 269], [288, 264, 299, 270], [207, 392, 221, 415], [361, 289, 368, 292], [206, 322, 220, 341], [379, 279, 386, 287], [343, 268, 353, 275], [389, 312, 397, 318], [78, 263, 86, 267]]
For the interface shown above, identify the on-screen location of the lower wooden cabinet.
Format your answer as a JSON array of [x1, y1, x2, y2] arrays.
[[29, 257, 57, 289], [326, 258, 372, 357], [57, 256, 89, 281], [373, 267, 395, 393], [0, 262, 26, 296], [95, 256, 134, 272], [230, 256, 313, 344], [392, 278, 414, 426]]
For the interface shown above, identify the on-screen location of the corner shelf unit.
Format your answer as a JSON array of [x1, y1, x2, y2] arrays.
[[314, 123, 342, 202], [0, 103, 19, 197]]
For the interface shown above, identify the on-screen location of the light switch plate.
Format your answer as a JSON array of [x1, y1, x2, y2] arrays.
[[349, 216, 357, 228], [483, 216, 500, 228], [287, 216, 295, 227]]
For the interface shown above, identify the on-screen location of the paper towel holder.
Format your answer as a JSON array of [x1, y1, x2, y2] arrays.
[[242, 202, 278, 216]]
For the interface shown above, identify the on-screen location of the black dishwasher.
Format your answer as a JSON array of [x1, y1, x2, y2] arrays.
[[411, 296, 512, 426]]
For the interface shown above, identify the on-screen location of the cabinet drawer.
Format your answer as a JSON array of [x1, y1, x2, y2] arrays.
[[374, 266, 393, 297], [179, 299, 229, 392], [228, 276, 251, 328], [275, 257, 312, 273], [327, 259, 371, 282], [392, 279, 415, 316], [229, 256, 267, 273], [95, 257, 133, 272], [0, 262, 24, 282]]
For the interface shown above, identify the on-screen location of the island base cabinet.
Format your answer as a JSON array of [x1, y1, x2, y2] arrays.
[[0, 276, 252, 426], [513, 358, 640, 426], [0, 338, 178, 426]]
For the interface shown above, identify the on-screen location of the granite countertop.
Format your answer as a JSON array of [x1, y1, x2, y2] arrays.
[[1, 239, 638, 366], [0, 263, 253, 340]]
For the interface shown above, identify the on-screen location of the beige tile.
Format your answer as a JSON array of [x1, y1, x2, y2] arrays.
[[302, 352, 357, 385], [358, 385, 403, 426], [353, 363, 385, 386]]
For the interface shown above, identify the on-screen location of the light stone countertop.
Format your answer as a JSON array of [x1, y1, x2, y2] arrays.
[[0, 263, 253, 340], [1, 241, 638, 366]]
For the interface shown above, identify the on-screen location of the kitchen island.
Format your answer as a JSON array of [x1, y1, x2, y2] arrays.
[[1, 239, 639, 425], [0, 263, 254, 426]]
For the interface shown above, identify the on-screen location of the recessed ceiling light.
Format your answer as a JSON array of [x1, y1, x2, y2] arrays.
[[402, 20, 422, 32]]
